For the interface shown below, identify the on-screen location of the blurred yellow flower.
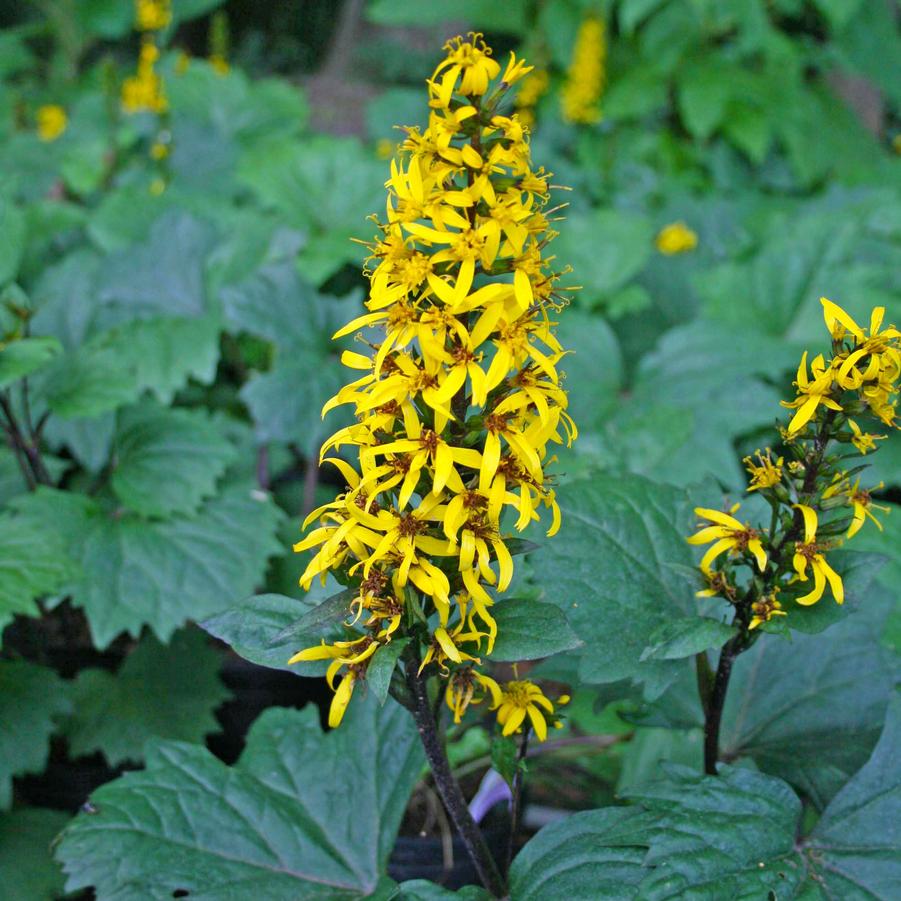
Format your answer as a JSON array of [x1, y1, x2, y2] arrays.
[[36, 105, 67, 142], [656, 221, 698, 255], [561, 15, 606, 124], [136, 0, 170, 32]]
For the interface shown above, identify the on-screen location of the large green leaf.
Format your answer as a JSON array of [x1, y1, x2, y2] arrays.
[[0, 511, 77, 634], [11, 484, 283, 649], [804, 694, 901, 898], [224, 261, 359, 454], [367, 0, 528, 32], [0, 337, 62, 388], [200, 581, 347, 677], [0, 662, 72, 809], [489, 597, 582, 662], [64, 629, 228, 766], [56, 697, 424, 899], [111, 402, 237, 517], [97, 211, 218, 318], [0, 807, 70, 901], [529, 474, 696, 693]]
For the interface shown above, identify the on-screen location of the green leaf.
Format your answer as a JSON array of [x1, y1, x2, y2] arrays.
[[489, 598, 582, 662], [805, 695, 901, 898], [398, 881, 491, 900], [0, 807, 70, 901], [111, 402, 236, 517], [491, 734, 519, 788], [0, 200, 25, 285], [0, 662, 72, 809], [98, 211, 218, 318], [0, 337, 62, 388], [200, 582, 346, 676], [530, 474, 696, 692], [640, 616, 736, 662], [554, 210, 654, 307], [509, 806, 649, 899], [64, 629, 229, 766], [0, 511, 77, 635], [366, 0, 528, 33], [56, 697, 424, 899], [367, 638, 410, 705], [677, 60, 732, 139], [812, 0, 864, 29], [226, 261, 360, 454]]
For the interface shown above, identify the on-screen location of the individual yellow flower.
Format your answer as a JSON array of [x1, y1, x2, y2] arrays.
[[749, 591, 786, 630], [791, 504, 843, 606], [494, 680, 556, 742], [743, 448, 783, 492], [135, 0, 170, 32], [687, 505, 767, 574], [561, 15, 606, 124], [446, 667, 502, 724], [36, 105, 66, 142], [655, 221, 698, 255], [149, 140, 169, 160], [695, 569, 738, 601], [823, 475, 888, 539], [122, 40, 168, 113], [780, 351, 841, 435], [848, 419, 885, 454], [288, 35, 575, 721]]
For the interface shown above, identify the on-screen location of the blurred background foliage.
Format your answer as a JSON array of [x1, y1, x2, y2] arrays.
[[0, 0, 899, 895]]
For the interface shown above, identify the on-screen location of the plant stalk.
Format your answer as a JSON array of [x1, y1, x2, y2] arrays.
[[405, 660, 505, 897], [505, 727, 530, 875], [703, 633, 745, 775]]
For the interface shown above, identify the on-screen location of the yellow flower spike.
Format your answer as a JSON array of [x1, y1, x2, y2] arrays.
[[36, 105, 67, 142], [135, 0, 171, 32], [656, 222, 698, 255], [287, 35, 575, 722], [791, 504, 844, 606], [561, 14, 606, 124]]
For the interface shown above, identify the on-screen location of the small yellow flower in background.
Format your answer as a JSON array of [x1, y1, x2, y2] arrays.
[[791, 504, 843, 606], [149, 140, 169, 160], [656, 221, 698, 255], [743, 448, 783, 492], [893, 134, 901, 155], [688, 505, 767, 574], [208, 10, 230, 76], [122, 40, 168, 113], [515, 68, 549, 128], [561, 15, 606, 124], [495, 680, 557, 741], [149, 176, 166, 196], [135, 0, 171, 32], [375, 138, 395, 160], [749, 591, 786, 630], [36, 105, 67, 142]]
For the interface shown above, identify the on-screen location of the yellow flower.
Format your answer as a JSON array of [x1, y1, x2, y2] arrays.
[[749, 592, 786, 630], [135, 0, 171, 32], [149, 140, 169, 160], [494, 680, 556, 741], [743, 448, 783, 492], [823, 475, 888, 539], [210, 55, 229, 75], [780, 351, 842, 435], [696, 569, 737, 601], [561, 15, 606, 124], [791, 504, 843, 606], [848, 419, 884, 454], [894, 134, 901, 155], [122, 40, 168, 114], [687, 505, 767, 574], [655, 221, 698, 255], [36, 105, 66, 142], [445, 667, 502, 724], [288, 35, 575, 722], [515, 68, 549, 128]]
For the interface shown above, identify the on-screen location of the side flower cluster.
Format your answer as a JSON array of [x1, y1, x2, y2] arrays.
[[560, 14, 606, 124], [289, 35, 576, 735], [122, 0, 170, 114], [689, 298, 898, 627]]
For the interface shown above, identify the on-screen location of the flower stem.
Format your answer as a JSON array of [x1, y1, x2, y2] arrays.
[[405, 660, 505, 897], [505, 726, 530, 875], [703, 633, 741, 775]]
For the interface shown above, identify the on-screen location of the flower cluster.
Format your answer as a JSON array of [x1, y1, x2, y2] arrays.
[[514, 68, 549, 129], [560, 14, 606, 124], [689, 298, 898, 627], [122, 1, 169, 114], [289, 35, 576, 737], [36, 104, 66, 142]]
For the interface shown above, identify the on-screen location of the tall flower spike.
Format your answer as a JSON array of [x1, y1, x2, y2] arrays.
[[288, 35, 576, 734]]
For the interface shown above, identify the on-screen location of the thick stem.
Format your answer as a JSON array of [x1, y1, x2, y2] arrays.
[[505, 727, 530, 875], [405, 661, 505, 897], [703, 634, 743, 775]]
